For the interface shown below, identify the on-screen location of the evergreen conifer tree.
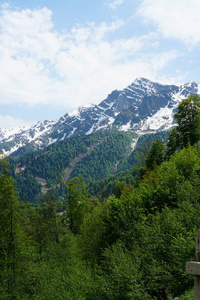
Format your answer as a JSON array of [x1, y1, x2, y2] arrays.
[[0, 160, 20, 297]]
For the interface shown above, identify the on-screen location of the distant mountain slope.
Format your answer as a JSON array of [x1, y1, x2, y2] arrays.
[[9, 130, 137, 202], [1, 78, 200, 156], [9, 128, 170, 203]]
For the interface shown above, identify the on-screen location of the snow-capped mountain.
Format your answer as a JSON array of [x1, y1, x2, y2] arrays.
[[1, 78, 200, 156]]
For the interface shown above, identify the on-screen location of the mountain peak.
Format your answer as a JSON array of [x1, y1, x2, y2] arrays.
[[1, 78, 200, 156], [133, 77, 152, 85]]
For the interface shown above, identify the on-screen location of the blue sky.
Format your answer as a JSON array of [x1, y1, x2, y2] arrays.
[[0, 0, 200, 127]]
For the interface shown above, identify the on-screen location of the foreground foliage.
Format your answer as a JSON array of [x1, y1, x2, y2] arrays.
[[1, 96, 200, 299], [1, 144, 199, 299]]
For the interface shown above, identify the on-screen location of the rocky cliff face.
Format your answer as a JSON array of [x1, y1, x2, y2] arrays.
[[1, 78, 199, 155]]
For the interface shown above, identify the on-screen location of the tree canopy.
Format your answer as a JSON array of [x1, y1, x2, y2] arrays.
[[2, 94, 200, 299], [167, 95, 200, 154], [175, 94, 200, 147]]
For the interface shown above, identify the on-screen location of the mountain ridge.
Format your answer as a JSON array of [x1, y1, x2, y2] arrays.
[[1, 77, 200, 156]]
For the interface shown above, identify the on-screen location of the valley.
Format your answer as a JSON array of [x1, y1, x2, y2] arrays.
[[1, 80, 200, 300]]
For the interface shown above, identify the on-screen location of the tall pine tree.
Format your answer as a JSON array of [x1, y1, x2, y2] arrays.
[[0, 160, 19, 297]]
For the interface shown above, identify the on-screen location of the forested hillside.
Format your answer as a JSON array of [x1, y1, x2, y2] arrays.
[[8, 129, 171, 203], [1, 95, 200, 299], [8, 130, 138, 202]]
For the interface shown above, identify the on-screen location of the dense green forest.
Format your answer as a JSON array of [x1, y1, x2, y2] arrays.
[[8, 130, 138, 202], [1, 95, 200, 299], [8, 129, 168, 203]]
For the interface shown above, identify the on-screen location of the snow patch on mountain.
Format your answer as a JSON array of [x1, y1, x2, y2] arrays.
[[48, 138, 58, 145], [139, 106, 174, 132], [68, 109, 79, 118], [120, 121, 132, 132], [0, 126, 30, 141], [1, 78, 200, 156], [131, 138, 139, 151]]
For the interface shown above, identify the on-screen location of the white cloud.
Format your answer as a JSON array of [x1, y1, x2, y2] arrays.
[[0, 115, 32, 128], [0, 4, 180, 113], [106, 0, 124, 9], [138, 0, 200, 47]]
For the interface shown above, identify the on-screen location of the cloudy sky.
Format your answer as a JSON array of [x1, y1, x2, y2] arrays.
[[0, 0, 200, 128]]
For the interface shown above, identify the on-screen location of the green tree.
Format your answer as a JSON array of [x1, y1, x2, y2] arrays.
[[66, 177, 91, 234], [96, 242, 150, 300], [33, 189, 60, 256], [113, 181, 127, 198], [0, 160, 22, 297], [166, 127, 178, 159], [78, 201, 107, 262], [174, 95, 200, 148], [145, 139, 165, 170]]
